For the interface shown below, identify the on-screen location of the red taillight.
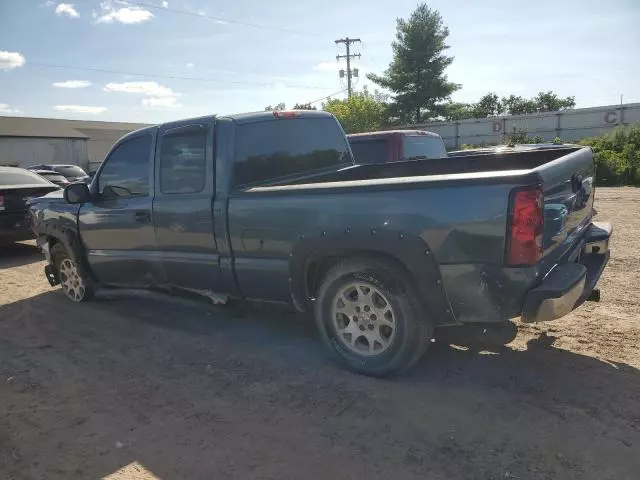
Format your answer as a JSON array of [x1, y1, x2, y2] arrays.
[[273, 111, 300, 118], [506, 187, 544, 266]]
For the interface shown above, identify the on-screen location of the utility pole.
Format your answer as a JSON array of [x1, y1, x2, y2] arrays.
[[335, 37, 361, 98]]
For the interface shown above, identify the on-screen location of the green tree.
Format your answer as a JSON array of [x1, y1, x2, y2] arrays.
[[322, 88, 389, 134], [500, 95, 537, 115], [533, 91, 575, 112], [367, 3, 459, 124], [264, 102, 286, 111], [293, 102, 317, 110], [472, 92, 502, 117], [442, 101, 474, 121]]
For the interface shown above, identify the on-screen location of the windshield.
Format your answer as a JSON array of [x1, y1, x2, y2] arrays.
[[403, 136, 447, 160], [349, 139, 389, 165], [54, 165, 88, 177], [0, 169, 53, 186]]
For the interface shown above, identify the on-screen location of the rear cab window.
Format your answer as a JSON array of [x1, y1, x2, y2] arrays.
[[233, 117, 352, 187], [403, 135, 447, 160], [349, 138, 389, 165]]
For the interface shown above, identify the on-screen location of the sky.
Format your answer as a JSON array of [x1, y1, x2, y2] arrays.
[[1, 0, 639, 123]]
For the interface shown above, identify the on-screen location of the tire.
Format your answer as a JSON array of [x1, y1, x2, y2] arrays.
[[51, 243, 94, 302], [314, 258, 433, 377]]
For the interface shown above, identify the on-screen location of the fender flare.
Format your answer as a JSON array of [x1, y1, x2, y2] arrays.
[[289, 230, 459, 326], [38, 221, 95, 282]]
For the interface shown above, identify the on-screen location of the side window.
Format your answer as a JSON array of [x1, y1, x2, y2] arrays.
[[234, 118, 351, 186], [98, 135, 152, 197], [159, 126, 207, 194]]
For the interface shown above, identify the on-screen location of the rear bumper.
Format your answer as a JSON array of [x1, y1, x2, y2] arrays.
[[0, 213, 34, 243], [521, 221, 611, 323]]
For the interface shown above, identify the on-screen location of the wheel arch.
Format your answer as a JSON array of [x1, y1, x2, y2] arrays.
[[289, 231, 459, 326]]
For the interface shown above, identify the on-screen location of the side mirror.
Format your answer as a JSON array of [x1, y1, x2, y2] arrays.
[[64, 182, 91, 204]]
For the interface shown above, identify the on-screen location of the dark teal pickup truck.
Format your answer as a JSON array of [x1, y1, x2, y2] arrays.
[[29, 110, 611, 376]]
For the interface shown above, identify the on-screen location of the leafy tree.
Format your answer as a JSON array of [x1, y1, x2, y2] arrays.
[[533, 91, 575, 112], [264, 102, 286, 111], [368, 3, 459, 123], [500, 95, 537, 115], [472, 93, 502, 117], [322, 87, 389, 134], [442, 101, 474, 121], [293, 102, 317, 110]]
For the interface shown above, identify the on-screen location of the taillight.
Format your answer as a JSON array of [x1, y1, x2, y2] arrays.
[[506, 187, 543, 266], [273, 111, 301, 118]]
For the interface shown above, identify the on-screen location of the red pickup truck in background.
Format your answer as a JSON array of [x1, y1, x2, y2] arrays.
[[347, 130, 448, 164]]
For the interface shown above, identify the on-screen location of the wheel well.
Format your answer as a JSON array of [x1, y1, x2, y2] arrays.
[[304, 250, 414, 302], [47, 236, 59, 248]]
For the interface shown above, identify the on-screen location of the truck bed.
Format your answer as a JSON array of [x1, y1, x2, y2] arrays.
[[267, 146, 583, 188]]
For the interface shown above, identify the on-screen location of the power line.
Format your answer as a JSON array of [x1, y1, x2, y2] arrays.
[[334, 37, 361, 98], [307, 89, 348, 105], [27, 61, 330, 90], [75, 0, 323, 37]]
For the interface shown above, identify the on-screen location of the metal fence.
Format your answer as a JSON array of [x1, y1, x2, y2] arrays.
[[408, 102, 640, 150]]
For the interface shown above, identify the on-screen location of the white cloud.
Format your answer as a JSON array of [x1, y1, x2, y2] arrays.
[[96, 6, 153, 24], [104, 81, 182, 108], [186, 62, 195, 69], [55, 3, 80, 18], [104, 81, 176, 97], [0, 103, 21, 114], [314, 61, 340, 71], [52, 80, 92, 88], [44, 0, 55, 6], [196, 9, 206, 16], [0, 51, 26, 70], [161, 1, 168, 7], [54, 105, 107, 114], [142, 96, 181, 107]]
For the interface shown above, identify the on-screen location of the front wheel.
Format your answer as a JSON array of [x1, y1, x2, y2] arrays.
[[51, 244, 94, 302], [314, 258, 433, 377]]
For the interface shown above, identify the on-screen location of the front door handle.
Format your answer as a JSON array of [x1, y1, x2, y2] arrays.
[[134, 210, 151, 224]]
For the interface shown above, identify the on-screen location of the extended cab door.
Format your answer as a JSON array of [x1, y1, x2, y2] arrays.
[[152, 121, 223, 292], [78, 131, 160, 286]]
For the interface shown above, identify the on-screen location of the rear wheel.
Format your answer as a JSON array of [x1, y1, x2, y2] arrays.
[[314, 258, 433, 377], [51, 244, 94, 302]]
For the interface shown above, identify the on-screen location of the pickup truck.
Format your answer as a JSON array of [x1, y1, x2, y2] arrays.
[[348, 129, 447, 164], [29, 110, 611, 377]]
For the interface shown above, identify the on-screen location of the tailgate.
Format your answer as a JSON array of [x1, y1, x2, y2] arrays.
[[536, 147, 595, 267]]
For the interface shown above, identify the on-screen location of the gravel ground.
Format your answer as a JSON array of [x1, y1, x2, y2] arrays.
[[0, 187, 638, 480]]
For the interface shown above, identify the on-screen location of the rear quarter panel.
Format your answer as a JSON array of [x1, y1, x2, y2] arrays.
[[228, 182, 519, 322]]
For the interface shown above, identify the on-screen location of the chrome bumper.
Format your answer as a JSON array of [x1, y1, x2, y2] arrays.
[[522, 222, 612, 323]]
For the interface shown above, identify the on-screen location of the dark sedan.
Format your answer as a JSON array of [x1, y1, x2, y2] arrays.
[[0, 167, 60, 245]]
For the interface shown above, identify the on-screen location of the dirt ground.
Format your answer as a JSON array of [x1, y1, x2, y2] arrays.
[[1, 187, 638, 480]]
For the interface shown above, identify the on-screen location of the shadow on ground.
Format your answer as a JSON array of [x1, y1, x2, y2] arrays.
[[1, 290, 638, 480], [0, 242, 42, 270]]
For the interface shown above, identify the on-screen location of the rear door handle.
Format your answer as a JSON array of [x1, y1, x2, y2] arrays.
[[134, 210, 151, 224]]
